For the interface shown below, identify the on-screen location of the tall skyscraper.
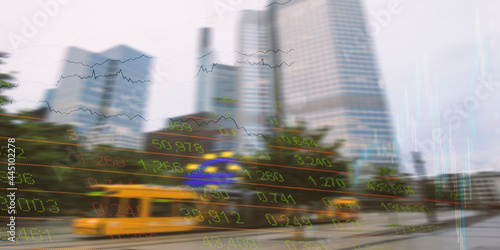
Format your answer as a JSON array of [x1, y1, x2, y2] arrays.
[[47, 45, 150, 150], [195, 28, 239, 152], [196, 28, 216, 113], [195, 28, 238, 118], [237, 10, 276, 153], [272, 0, 399, 178]]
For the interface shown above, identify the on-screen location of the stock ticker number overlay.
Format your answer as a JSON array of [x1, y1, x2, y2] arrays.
[[367, 181, 415, 195], [92, 200, 144, 217], [88, 177, 133, 188], [0, 227, 52, 243], [219, 127, 240, 137], [244, 169, 284, 182], [256, 192, 296, 205], [372, 166, 395, 175], [307, 176, 347, 188], [177, 185, 231, 200], [322, 197, 360, 209], [166, 121, 193, 132], [381, 202, 432, 215], [285, 240, 327, 250], [331, 219, 377, 232], [294, 155, 332, 167], [389, 224, 440, 234], [139, 159, 187, 174], [0, 145, 26, 159], [281, 136, 317, 148], [181, 208, 245, 225], [139, 159, 217, 176], [0, 172, 35, 185], [67, 129, 110, 143], [232, 148, 271, 161], [110, 233, 158, 240], [1, 197, 59, 214], [77, 154, 126, 167], [152, 139, 204, 153], [203, 236, 257, 249], [265, 214, 313, 228]]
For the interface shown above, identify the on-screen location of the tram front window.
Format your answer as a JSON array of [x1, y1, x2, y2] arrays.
[[85, 196, 121, 218], [151, 199, 172, 217]]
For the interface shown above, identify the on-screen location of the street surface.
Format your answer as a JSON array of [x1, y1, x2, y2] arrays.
[[2, 211, 498, 249]]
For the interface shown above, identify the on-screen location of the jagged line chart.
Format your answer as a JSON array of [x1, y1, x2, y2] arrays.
[[63, 54, 153, 69], [25, 100, 274, 139], [55, 48, 293, 69], [235, 59, 295, 68], [235, 48, 295, 57], [51, 62, 221, 87], [30, 58, 293, 87], [11, 47, 294, 87], [62, 51, 216, 69]]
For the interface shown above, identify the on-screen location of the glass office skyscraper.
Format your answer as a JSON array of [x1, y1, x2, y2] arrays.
[[195, 28, 238, 117], [47, 45, 150, 150], [237, 10, 276, 153], [196, 28, 217, 113], [195, 28, 239, 152], [272, 0, 399, 178]]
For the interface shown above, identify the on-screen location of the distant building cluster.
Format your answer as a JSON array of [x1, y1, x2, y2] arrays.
[[435, 172, 500, 208], [42, 0, 400, 180], [42, 45, 150, 150], [194, 0, 399, 179]]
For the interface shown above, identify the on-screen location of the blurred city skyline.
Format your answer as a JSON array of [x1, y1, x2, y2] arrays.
[[1, 1, 500, 249], [0, 0, 499, 176]]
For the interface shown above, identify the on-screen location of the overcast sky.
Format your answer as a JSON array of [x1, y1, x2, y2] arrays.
[[0, 0, 499, 175]]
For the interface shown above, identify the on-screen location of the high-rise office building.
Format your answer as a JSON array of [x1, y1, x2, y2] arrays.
[[195, 28, 239, 152], [237, 10, 276, 153], [47, 45, 150, 150], [272, 0, 399, 178], [196, 28, 216, 113], [211, 64, 239, 119], [195, 28, 238, 119]]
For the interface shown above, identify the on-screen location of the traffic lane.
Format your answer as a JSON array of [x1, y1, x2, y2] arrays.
[[350, 214, 500, 250], [7, 227, 298, 249], [5, 211, 492, 249], [4, 225, 401, 250]]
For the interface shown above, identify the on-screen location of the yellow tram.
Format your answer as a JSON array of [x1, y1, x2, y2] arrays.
[[73, 185, 359, 235], [73, 184, 283, 235], [73, 185, 201, 235]]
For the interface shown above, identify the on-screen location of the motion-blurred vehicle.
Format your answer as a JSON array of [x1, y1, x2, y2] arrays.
[[72, 184, 285, 235], [317, 197, 360, 222], [73, 185, 360, 236]]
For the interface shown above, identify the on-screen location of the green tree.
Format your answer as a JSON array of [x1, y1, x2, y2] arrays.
[[236, 123, 351, 239], [0, 52, 85, 215], [0, 52, 159, 215], [0, 52, 15, 109], [238, 123, 351, 207]]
